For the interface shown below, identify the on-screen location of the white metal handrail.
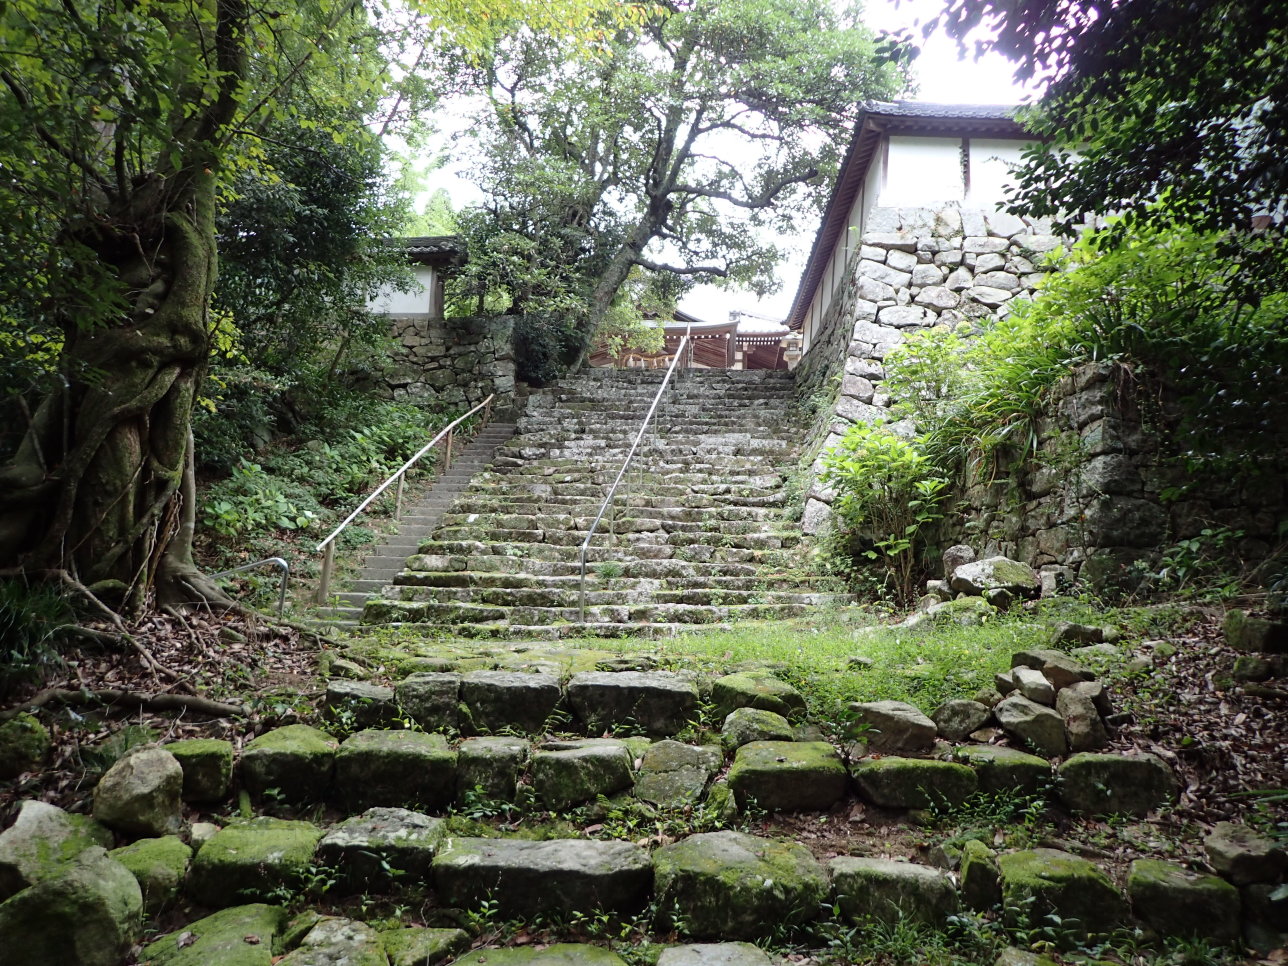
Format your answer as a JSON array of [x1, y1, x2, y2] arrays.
[[315, 394, 494, 603], [578, 336, 691, 622]]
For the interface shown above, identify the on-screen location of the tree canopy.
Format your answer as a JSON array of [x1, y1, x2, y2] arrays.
[[450, 0, 907, 380], [921, 0, 1286, 285]]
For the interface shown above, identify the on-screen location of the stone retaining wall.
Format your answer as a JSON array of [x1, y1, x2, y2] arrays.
[[371, 314, 516, 414]]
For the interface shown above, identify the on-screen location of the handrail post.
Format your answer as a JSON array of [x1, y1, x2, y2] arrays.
[[318, 542, 335, 604], [484, 396, 493, 425], [445, 429, 454, 471], [394, 473, 405, 522]]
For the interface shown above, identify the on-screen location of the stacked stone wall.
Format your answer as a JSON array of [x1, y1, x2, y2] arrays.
[[375, 314, 516, 414]]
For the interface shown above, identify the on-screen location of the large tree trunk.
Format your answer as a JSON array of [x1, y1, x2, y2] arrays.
[[0, 174, 231, 613]]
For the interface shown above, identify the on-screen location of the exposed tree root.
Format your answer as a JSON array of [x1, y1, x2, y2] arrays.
[[1, 687, 246, 721]]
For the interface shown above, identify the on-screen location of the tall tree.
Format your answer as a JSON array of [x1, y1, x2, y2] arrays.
[[0, 0, 642, 613], [920, 0, 1287, 286], [453, 0, 907, 373]]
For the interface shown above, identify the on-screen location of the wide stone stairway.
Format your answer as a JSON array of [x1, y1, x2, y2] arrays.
[[360, 368, 852, 639]]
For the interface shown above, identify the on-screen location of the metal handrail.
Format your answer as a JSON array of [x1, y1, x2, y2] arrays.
[[578, 336, 691, 622], [315, 394, 494, 603], [210, 557, 290, 617]]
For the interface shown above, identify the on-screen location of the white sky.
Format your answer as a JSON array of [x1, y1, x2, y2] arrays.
[[415, 0, 1041, 323]]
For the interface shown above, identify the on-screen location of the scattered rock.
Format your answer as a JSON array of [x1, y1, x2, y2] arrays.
[[942, 545, 976, 580], [655, 943, 775, 966], [926, 596, 997, 625], [1057, 753, 1178, 816], [1056, 687, 1108, 752], [0, 713, 51, 778], [93, 746, 183, 837], [652, 831, 828, 939], [959, 840, 1001, 911], [141, 903, 285, 966], [1126, 858, 1240, 942], [443, 944, 626, 966], [950, 556, 1040, 598], [1224, 610, 1288, 654], [710, 671, 807, 720], [993, 695, 1068, 758], [434, 837, 651, 918], [278, 916, 388, 966], [852, 756, 978, 809], [108, 835, 191, 915], [0, 846, 142, 966], [1204, 822, 1288, 885], [1049, 622, 1105, 645], [721, 707, 795, 750], [727, 741, 847, 812], [1012, 667, 1056, 705], [828, 857, 957, 925], [848, 700, 936, 754], [932, 700, 991, 741], [166, 739, 234, 803]]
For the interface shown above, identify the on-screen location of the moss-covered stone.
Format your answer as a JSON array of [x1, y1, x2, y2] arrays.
[[459, 671, 562, 734], [1224, 609, 1288, 654], [238, 725, 338, 808], [0, 799, 114, 900], [335, 729, 458, 812], [0, 846, 142, 966], [278, 917, 388, 966], [828, 857, 958, 925], [187, 817, 324, 907], [93, 746, 184, 837], [166, 738, 234, 802], [852, 756, 978, 810], [1056, 753, 1177, 817], [567, 671, 699, 737], [727, 741, 846, 812], [0, 713, 51, 778], [446, 944, 626, 966], [325, 679, 399, 728], [960, 840, 1001, 911], [997, 848, 1128, 942], [315, 807, 445, 893], [109, 835, 192, 915], [710, 672, 807, 721], [394, 672, 461, 732], [652, 831, 828, 939], [635, 741, 721, 808], [720, 707, 794, 751], [456, 736, 530, 803], [703, 782, 738, 824], [655, 943, 775, 966], [532, 744, 634, 809], [380, 926, 470, 966], [141, 903, 285, 966], [1126, 859, 1240, 942], [953, 745, 1051, 796]]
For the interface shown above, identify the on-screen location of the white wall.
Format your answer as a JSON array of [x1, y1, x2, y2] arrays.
[[968, 138, 1030, 206], [879, 136, 964, 207], [367, 265, 435, 314]]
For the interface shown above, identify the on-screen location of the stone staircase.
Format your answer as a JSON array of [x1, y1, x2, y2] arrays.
[[361, 368, 851, 638], [315, 421, 517, 627]]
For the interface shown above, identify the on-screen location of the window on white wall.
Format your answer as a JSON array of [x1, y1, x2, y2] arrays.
[[968, 139, 1031, 207], [880, 136, 965, 206]]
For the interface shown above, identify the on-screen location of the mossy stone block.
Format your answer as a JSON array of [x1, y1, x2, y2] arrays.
[[381, 926, 470, 966], [720, 707, 794, 751], [109, 835, 192, 915], [315, 807, 445, 893], [1127, 858, 1240, 942], [652, 830, 828, 939], [325, 679, 399, 729], [1056, 753, 1177, 817], [727, 741, 846, 812], [0, 713, 51, 778], [0, 799, 114, 901], [239, 725, 337, 807], [141, 903, 285, 966], [567, 671, 699, 737], [997, 848, 1128, 942], [394, 672, 461, 732], [166, 738, 234, 802], [278, 917, 388, 966], [960, 839, 1001, 911], [828, 856, 958, 925], [187, 817, 323, 907], [335, 729, 457, 812], [953, 745, 1051, 796], [852, 756, 978, 810], [710, 672, 807, 720], [635, 741, 721, 808], [456, 736, 531, 803], [532, 744, 633, 809], [445, 945, 626, 966], [459, 671, 562, 734]]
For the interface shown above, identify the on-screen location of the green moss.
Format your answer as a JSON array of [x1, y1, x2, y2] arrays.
[[109, 835, 192, 915], [141, 904, 285, 965], [710, 671, 807, 719], [379, 926, 470, 966], [1126, 858, 1240, 942], [187, 818, 323, 907], [0, 713, 51, 778], [166, 738, 233, 802], [727, 741, 846, 811], [852, 757, 978, 810], [997, 848, 1128, 942]]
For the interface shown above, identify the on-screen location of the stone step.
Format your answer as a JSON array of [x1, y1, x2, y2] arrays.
[[424, 528, 800, 551], [398, 556, 763, 579], [390, 571, 827, 591], [381, 586, 849, 608], [410, 539, 790, 563], [435, 513, 773, 535], [438, 501, 781, 523], [362, 598, 816, 625]]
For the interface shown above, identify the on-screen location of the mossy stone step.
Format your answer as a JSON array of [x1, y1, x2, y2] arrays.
[[188, 818, 324, 907]]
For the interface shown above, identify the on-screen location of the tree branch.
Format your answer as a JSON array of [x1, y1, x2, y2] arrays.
[[632, 256, 728, 277], [1, 687, 245, 722], [673, 167, 820, 209]]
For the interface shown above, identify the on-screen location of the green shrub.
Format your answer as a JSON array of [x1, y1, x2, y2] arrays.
[[0, 579, 73, 698]]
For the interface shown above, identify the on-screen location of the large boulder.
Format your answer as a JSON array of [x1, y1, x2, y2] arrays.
[[0, 846, 142, 966], [141, 903, 285, 966], [188, 817, 324, 907], [998, 848, 1127, 942], [325, 679, 399, 729], [460, 671, 562, 734], [847, 700, 936, 754], [652, 831, 828, 939], [828, 857, 957, 925], [727, 741, 847, 812], [959, 840, 1001, 911], [1127, 859, 1240, 942], [952, 746, 1051, 796], [394, 672, 461, 732], [0, 799, 113, 900], [1056, 753, 1177, 816], [531, 742, 634, 809], [950, 556, 1040, 597], [109, 835, 192, 915], [567, 671, 699, 737], [852, 757, 977, 809], [456, 736, 531, 802], [433, 838, 651, 918], [993, 695, 1068, 758], [932, 700, 991, 741], [238, 724, 338, 808], [1204, 822, 1288, 885], [93, 746, 184, 837]]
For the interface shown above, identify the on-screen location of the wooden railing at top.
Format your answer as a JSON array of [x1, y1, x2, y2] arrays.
[[315, 395, 494, 604]]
